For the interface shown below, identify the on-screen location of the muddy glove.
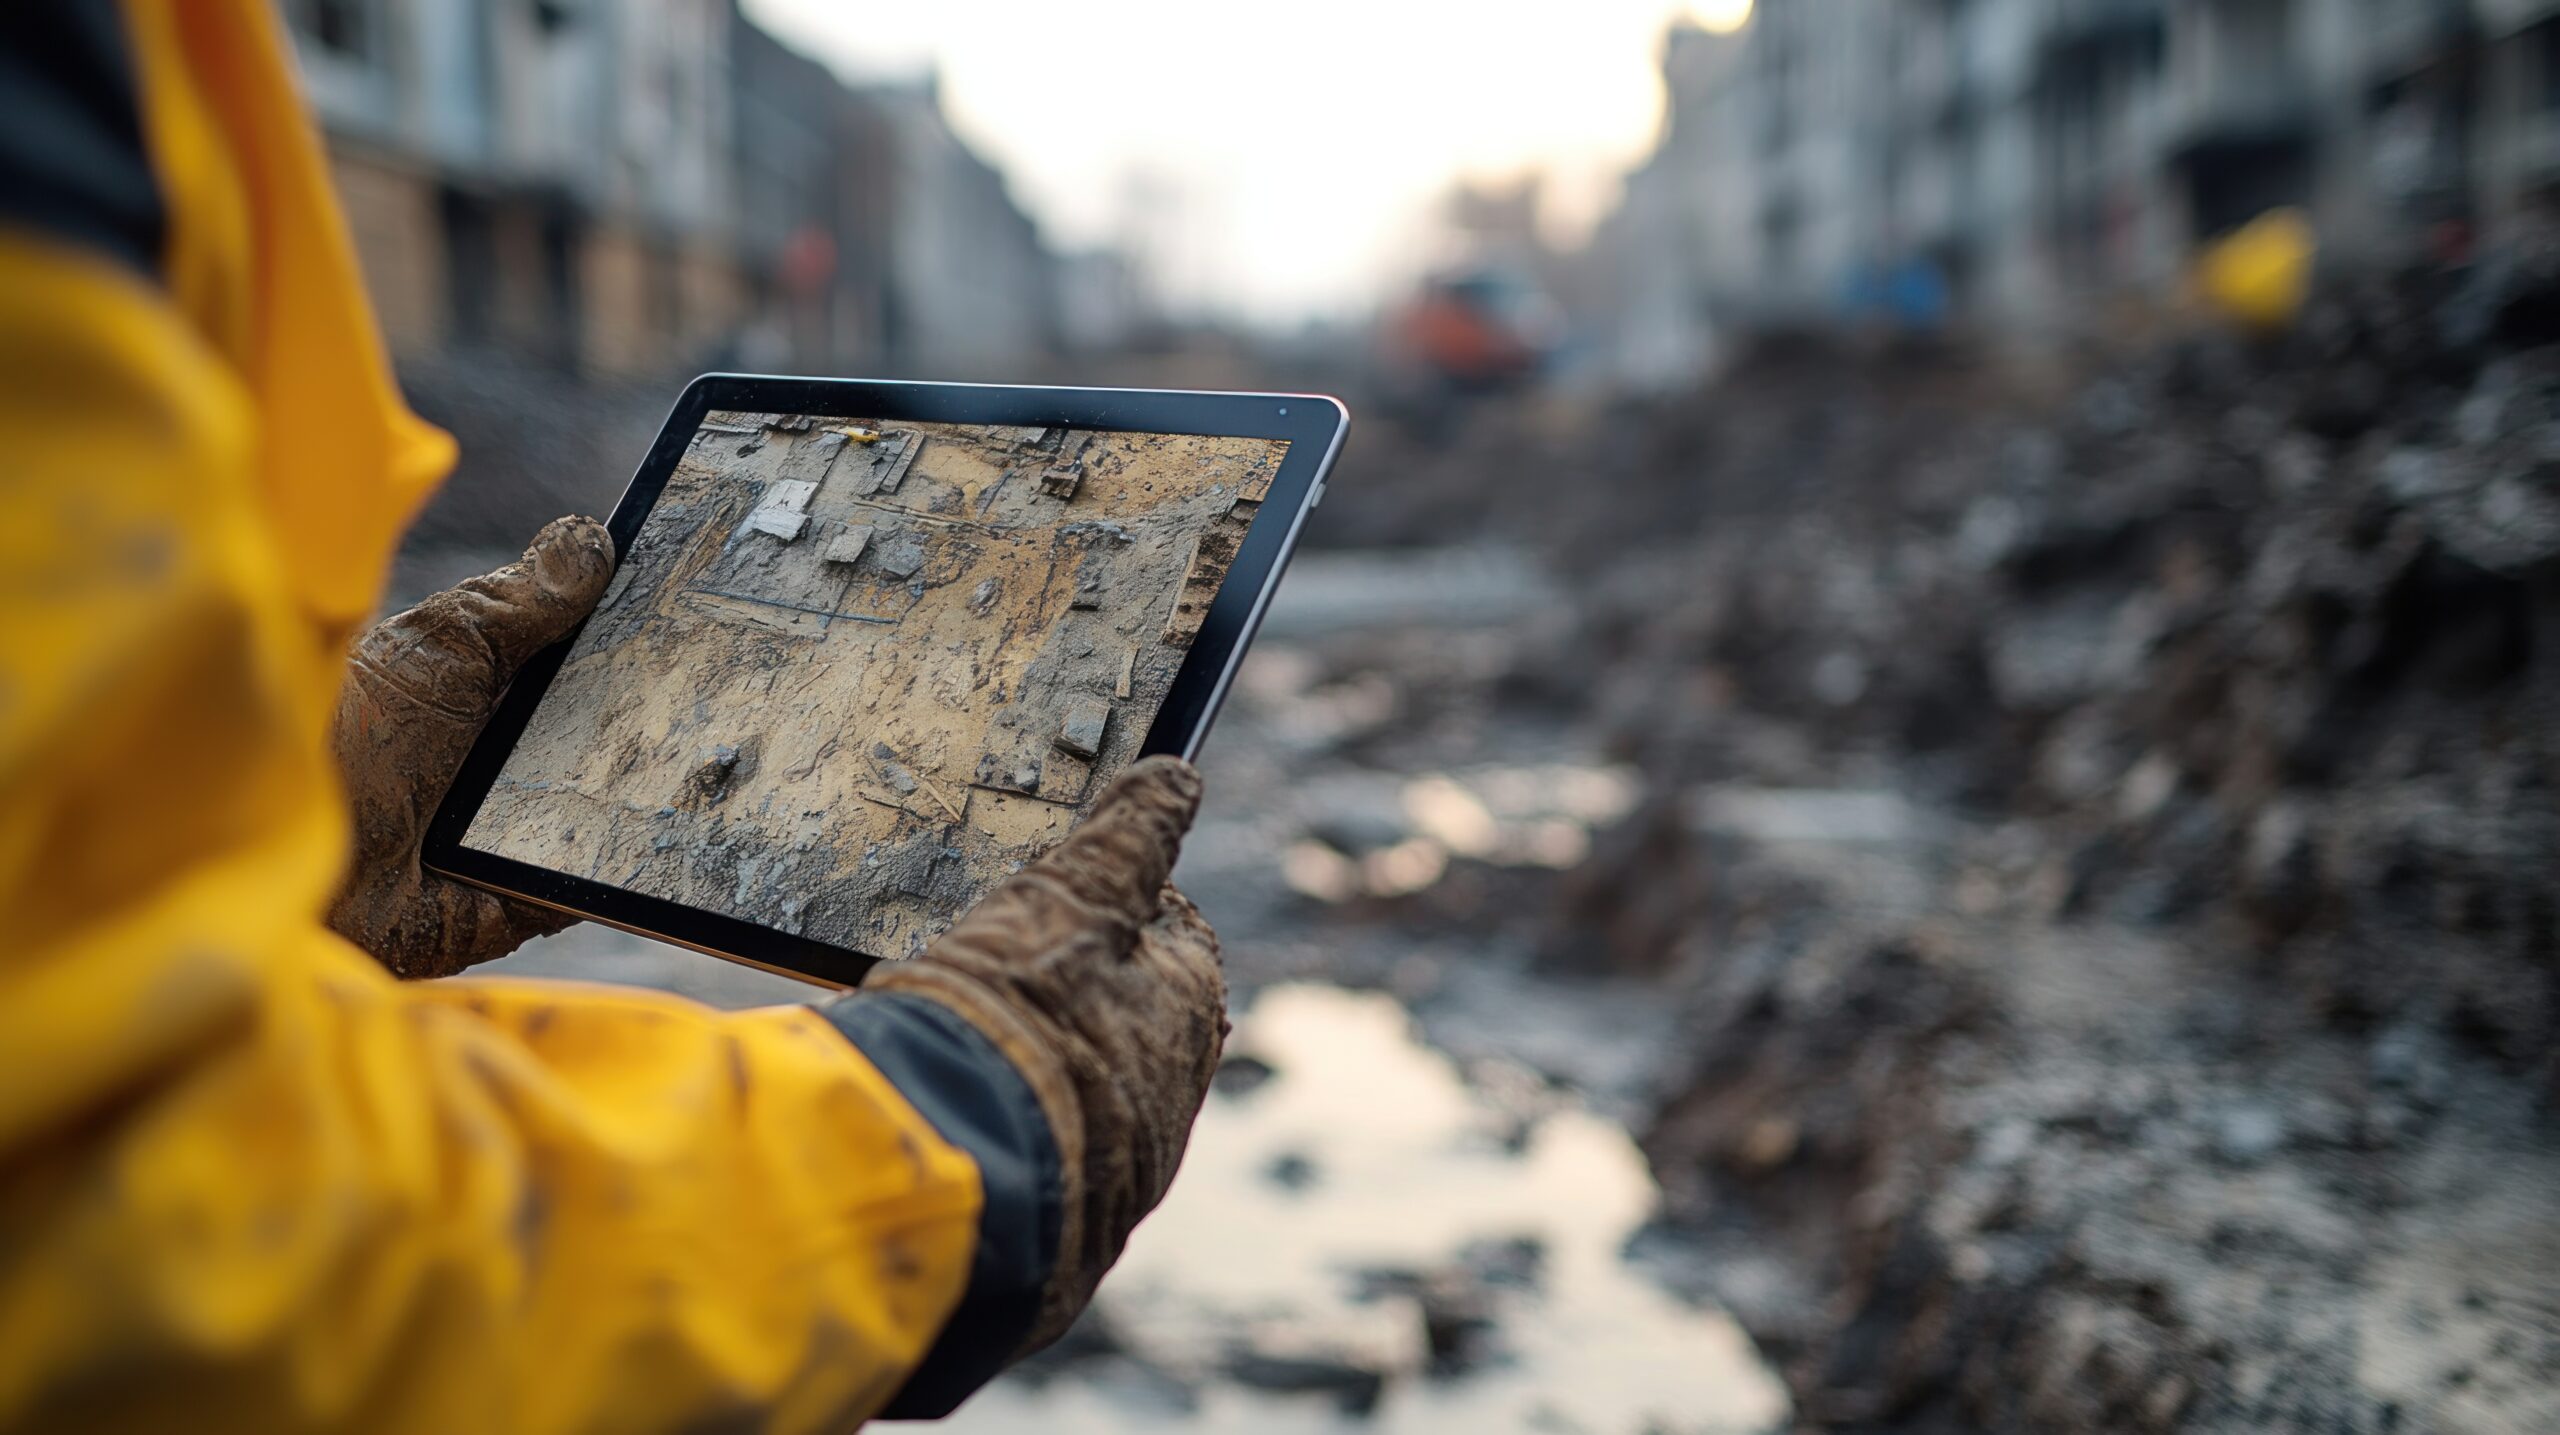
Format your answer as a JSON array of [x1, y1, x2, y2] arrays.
[[853, 756, 1226, 1357], [329, 516, 616, 978]]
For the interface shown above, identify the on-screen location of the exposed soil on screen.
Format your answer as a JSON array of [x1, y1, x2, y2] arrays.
[[464, 413, 1284, 957]]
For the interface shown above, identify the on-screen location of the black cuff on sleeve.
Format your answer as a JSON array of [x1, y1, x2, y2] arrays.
[[817, 992, 1063, 1420]]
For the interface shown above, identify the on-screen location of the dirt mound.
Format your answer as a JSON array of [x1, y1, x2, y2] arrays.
[[1510, 262, 2559, 1431]]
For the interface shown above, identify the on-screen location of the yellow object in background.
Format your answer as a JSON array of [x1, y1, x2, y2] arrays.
[[2195, 207, 2318, 332]]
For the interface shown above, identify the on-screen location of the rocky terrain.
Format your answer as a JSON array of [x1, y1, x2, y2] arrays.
[[415, 254, 2558, 1431], [1299, 256, 2560, 1432]]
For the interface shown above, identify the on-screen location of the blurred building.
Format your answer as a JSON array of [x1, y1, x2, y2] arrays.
[[863, 77, 1061, 376], [1054, 247, 1152, 355], [726, 7, 894, 372], [283, 0, 1065, 379], [1588, 0, 2560, 372]]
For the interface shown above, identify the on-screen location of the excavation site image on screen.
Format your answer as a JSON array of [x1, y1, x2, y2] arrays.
[[463, 412, 1289, 957]]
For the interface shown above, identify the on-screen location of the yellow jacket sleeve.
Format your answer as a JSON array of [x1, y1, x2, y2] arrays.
[[0, 4, 1017, 1430]]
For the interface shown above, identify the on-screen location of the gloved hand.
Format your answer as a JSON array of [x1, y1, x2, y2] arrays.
[[858, 756, 1226, 1353], [329, 515, 616, 978]]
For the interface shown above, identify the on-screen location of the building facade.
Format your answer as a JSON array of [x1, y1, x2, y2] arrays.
[[864, 78, 1061, 378], [1592, 0, 2560, 371], [282, 0, 1062, 379]]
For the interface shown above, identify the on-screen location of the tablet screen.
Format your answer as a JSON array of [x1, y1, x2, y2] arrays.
[[459, 411, 1289, 958]]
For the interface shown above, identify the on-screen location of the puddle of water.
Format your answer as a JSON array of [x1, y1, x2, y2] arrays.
[[946, 984, 1789, 1434], [1279, 762, 1642, 904]]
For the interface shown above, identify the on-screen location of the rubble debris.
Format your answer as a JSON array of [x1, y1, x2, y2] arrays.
[[1164, 523, 1245, 647], [965, 424, 1048, 450], [1130, 253, 2553, 1435], [975, 749, 1044, 797], [821, 526, 873, 566], [1393, 260, 2560, 1435], [693, 744, 739, 791], [2208, 1102, 2287, 1166], [689, 738, 757, 798], [1055, 698, 1110, 760], [742, 479, 817, 541], [875, 432, 922, 493], [778, 429, 849, 483], [871, 530, 926, 579], [1038, 460, 1084, 500], [1036, 748, 1094, 805], [846, 431, 924, 497]]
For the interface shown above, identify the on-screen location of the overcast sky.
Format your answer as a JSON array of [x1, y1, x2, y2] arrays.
[[747, 1, 1750, 325]]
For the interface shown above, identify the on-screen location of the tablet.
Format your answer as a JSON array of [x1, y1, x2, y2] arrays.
[[423, 375, 1348, 986]]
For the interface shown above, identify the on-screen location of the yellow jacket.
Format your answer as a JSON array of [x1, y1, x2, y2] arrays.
[[0, 4, 1058, 1429]]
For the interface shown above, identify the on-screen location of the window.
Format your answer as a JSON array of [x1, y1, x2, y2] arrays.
[[285, 0, 375, 62], [438, 187, 498, 346], [2530, 17, 2560, 118], [531, 0, 580, 38]]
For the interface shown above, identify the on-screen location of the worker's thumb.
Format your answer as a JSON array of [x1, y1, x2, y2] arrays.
[[354, 515, 615, 725], [331, 517, 613, 973], [928, 756, 1201, 969], [449, 515, 617, 678]]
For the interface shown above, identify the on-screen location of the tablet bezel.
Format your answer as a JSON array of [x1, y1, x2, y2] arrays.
[[421, 374, 1348, 988]]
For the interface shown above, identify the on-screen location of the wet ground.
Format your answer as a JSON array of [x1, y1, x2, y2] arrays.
[[423, 285, 2560, 1429], [485, 547, 1791, 1431]]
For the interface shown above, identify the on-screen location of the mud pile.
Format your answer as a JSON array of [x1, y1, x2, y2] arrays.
[[1564, 268, 2560, 1035], [1425, 262, 2559, 1432]]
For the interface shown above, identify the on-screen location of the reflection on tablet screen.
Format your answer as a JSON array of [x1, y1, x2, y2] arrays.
[[462, 412, 1288, 957]]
